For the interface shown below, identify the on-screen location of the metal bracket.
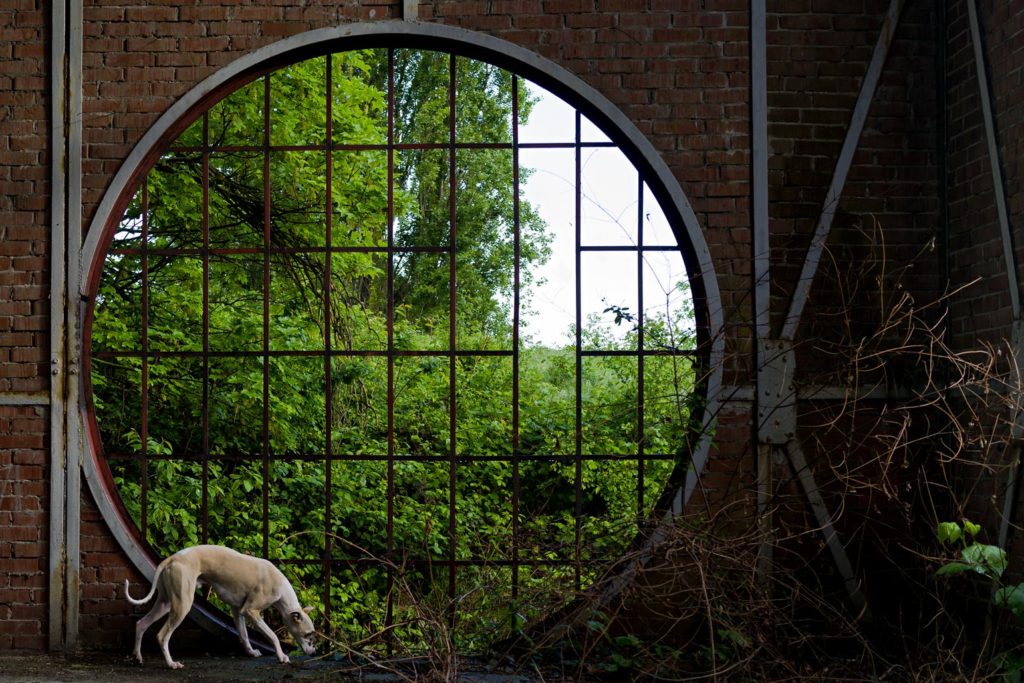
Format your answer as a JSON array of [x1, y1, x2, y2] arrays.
[[757, 339, 796, 445]]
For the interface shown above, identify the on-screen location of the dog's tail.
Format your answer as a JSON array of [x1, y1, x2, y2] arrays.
[[124, 563, 164, 605]]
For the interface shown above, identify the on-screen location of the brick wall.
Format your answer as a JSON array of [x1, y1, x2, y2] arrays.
[[0, 0, 48, 393], [0, 406, 48, 651], [946, 0, 1024, 346], [769, 0, 941, 369], [0, 0, 989, 652], [0, 0, 50, 654], [944, 0, 1024, 542], [760, 0, 946, 613]]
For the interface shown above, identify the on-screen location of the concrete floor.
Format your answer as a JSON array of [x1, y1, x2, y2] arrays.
[[0, 654, 353, 683], [0, 653, 541, 682]]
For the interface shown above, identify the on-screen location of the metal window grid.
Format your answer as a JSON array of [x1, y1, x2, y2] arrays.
[[90, 47, 700, 643]]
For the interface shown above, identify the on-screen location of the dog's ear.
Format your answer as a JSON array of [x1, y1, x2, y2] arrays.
[[303, 606, 314, 615]]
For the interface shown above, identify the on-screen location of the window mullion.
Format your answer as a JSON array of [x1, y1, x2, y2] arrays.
[[201, 111, 211, 545], [447, 50, 458, 627], [573, 109, 583, 592], [323, 52, 335, 628], [511, 75, 521, 606], [636, 173, 645, 523], [385, 46, 396, 653], [140, 180, 150, 540], [261, 73, 272, 560]]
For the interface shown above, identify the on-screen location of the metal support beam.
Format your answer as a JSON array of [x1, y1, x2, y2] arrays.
[[48, 0, 68, 652], [766, 0, 904, 607], [965, 0, 1024, 556], [751, 0, 775, 580], [751, 0, 769, 342], [756, 443, 774, 577], [756, 341, 866, 613], [786, 439, 869, 617], [967, 0, 1018, 319], [781, 0, 905, 341], [65, 0, 84, 651], [49, 0, 83, 652], [999, 323, 1024, 551]]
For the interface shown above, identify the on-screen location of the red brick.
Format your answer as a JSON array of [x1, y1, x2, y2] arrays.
[[13, 634, 47, 650], [125, 37, 178, 52], [124, 6, 178, 22]]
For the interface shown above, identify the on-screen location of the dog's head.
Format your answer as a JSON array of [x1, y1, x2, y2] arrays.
[[286, 606, 317, 656]]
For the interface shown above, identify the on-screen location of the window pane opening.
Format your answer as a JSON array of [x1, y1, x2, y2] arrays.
[[89, 46, 700, 658]]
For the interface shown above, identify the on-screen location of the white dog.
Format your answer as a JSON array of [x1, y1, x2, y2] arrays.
[[125, 545, 316, 669]]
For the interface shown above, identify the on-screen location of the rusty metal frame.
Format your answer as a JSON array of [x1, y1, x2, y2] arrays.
[[77, 22, 724, 645], [90, 93, 689, 616], [511, 74, 523, 605]]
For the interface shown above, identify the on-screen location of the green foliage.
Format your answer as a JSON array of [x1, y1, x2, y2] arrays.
[[936, 520, 1024, 680], [995, 584, 1024, 622], [92, 48, 697, 657], [935, 519, 1007, 579]]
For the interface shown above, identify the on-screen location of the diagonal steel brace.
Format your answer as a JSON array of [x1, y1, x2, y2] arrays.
[[757, 340, 869, 617]]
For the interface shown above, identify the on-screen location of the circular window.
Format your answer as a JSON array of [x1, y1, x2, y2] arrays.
[[84, 27, 719, 655]]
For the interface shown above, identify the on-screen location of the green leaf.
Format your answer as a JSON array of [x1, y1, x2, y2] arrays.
[[996, 650, 1024, 679], [935, 561, 973, 577], [614, 634, 641, 648], [610, 652, 632, 669], [937, 521, 962, 545], [996, 584, 1024, 620], [962, 543, 1007, 578], [963, 519, 982, 537]]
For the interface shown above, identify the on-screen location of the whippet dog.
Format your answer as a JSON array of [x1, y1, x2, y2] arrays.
[[125, 545, 316, 669]]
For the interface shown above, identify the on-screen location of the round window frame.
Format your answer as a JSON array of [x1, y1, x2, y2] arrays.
[[79, 20, 725, 635]]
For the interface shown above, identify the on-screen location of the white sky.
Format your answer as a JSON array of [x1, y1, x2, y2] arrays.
[[516, 83, 691, 347]]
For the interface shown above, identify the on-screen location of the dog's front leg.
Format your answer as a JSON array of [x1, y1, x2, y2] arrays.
[[246, 610, 289, 664], [232, 608, 261, 658]]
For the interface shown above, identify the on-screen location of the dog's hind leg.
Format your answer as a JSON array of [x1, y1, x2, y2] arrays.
[[156, 604, 188, 670], [132, 598, 170, 665], [155, 563, 195, 669]]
